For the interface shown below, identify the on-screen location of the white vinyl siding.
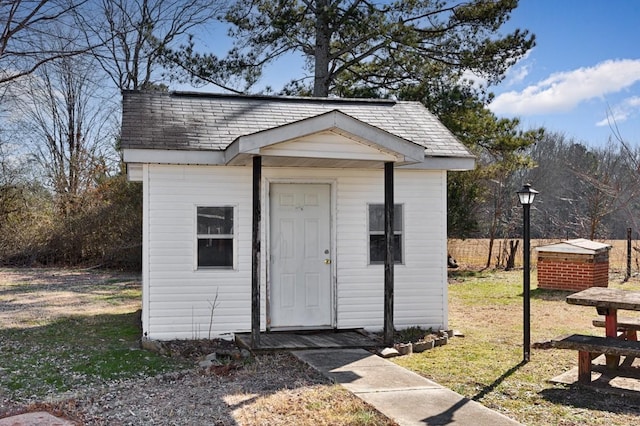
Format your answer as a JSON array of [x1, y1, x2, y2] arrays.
[[333, 169, 447, 331], [142, 165, 447, 340], [143, 165, 258, 340]]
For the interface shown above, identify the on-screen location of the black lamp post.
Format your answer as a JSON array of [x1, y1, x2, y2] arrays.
[[517, 183, 538, 363]]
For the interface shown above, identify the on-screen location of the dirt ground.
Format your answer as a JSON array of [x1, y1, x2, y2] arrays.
[[0, 268, 394, 425], [0, 268, 141, 329]]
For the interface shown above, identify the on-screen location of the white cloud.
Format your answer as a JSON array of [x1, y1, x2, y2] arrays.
[[502, 50, 532, 87], [595, 96, 640, 127], [628, 96, 640, 107], [459, 69, 487, 89], [489, 59, 640, 115], [505, 64, 530, 86], [460, 51, 531, 89]]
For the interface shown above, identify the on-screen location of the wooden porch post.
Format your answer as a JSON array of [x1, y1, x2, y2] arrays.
[[251, 156, 262, 348], [384, 162, 395, 346]]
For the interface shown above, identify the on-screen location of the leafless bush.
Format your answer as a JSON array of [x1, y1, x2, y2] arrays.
[[0, 175, 142, 270]]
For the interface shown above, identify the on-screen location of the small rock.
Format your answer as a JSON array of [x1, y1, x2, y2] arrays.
[[434, 336, 448, 347], [198, 353, 222, 368], [412, 340, 434, 353], [141, 338, 167, 355], [378, 347, 400, 358], [453, 330, 465, 338], [394, 343, 413, 356], [216, 347, 239, 358]]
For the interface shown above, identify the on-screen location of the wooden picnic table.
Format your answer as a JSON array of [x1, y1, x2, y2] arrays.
[[566, 287, 640, 368]]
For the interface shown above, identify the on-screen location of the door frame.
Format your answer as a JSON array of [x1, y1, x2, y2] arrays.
[[265, 178, 337, 331]]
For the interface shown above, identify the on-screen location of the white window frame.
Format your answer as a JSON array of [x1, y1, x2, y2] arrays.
[[195, 205, 237, 270], [367, 203, 404, 265]]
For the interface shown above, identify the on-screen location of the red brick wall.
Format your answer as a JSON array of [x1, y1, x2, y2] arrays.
[[537, 252, 609, 291]]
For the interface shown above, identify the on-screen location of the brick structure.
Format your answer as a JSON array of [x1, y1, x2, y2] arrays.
[[536, 239, 611, 291]]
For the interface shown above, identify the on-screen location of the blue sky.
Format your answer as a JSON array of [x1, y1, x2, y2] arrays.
[[489, 0, 640, 147], [192, 1, 639, 148]]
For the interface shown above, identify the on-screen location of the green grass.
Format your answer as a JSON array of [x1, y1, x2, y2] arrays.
[[393, 270, 640, 425], [0, 312, 190, 400], [91, 287, 142, 304]]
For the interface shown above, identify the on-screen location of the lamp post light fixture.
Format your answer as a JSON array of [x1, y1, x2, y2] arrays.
[[517, 183, 538, 363]]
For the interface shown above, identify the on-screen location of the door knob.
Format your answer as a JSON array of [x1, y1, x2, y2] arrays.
[[324, 259, 332, 264]]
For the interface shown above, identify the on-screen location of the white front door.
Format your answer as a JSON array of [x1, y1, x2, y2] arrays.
[[269, 183, 332, 329]]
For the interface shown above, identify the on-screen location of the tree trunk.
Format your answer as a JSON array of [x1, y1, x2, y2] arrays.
[[505, 239, 519, 271], [313, 0, 331, 97], [486, 237, 494, 270]]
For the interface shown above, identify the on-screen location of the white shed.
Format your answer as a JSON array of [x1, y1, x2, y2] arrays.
[[120, 91, 475, 346]]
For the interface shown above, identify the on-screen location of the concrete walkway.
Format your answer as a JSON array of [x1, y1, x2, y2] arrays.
[[293, 348, 521, 426], [0, 411, 74, 426]]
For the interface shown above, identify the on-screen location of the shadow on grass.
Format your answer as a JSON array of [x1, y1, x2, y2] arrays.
[[0, 268, 140, 296], [421, 360, 528, 425], [540, 384, 640, 416], [448, 269, 494, 283], [0, 269, 141, 319], [448, 270, 484, 279], [472, 360, 527, 402], [530, 288, 574, 301]]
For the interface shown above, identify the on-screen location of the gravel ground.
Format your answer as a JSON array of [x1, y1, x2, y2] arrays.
[[2, 346, 333, 425], [0, 269, 385, 425], [53, 353, 330, 425]]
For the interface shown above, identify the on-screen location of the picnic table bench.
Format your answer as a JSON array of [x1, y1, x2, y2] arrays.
[[592, 316, 640, 340], [552, 287, 640, 384], [551, 334, 640, 384]]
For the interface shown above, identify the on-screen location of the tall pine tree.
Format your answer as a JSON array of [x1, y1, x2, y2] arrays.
[[166, 0, 534, 97]]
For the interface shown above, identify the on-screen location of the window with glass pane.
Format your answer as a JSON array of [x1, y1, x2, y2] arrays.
[[197, 206, 234, 268], [369, 204, 403, 264]]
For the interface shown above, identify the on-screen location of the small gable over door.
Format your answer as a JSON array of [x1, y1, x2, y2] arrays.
[[225, 110, 425, 168], [264, 130, 401, 160]]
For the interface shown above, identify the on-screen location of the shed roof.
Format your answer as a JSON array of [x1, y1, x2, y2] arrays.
[[535, 238, 611, 255], [120, 91, 474, 160]]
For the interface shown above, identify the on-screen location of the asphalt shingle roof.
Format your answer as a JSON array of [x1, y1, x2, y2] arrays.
[[121, 90, 474, 159]]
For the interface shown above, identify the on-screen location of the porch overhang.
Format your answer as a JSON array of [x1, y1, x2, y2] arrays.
[[123, 149, 475, 182], [224, 110, 426, 168]]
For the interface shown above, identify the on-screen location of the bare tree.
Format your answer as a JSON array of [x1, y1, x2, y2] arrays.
[[0, 0, 92, 84], [0, 137, 23, 230], [11, 38, 116, 214], [78, 0, 226, 90], [569, 142, 628, 239], [519, 131, 640, 240]]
